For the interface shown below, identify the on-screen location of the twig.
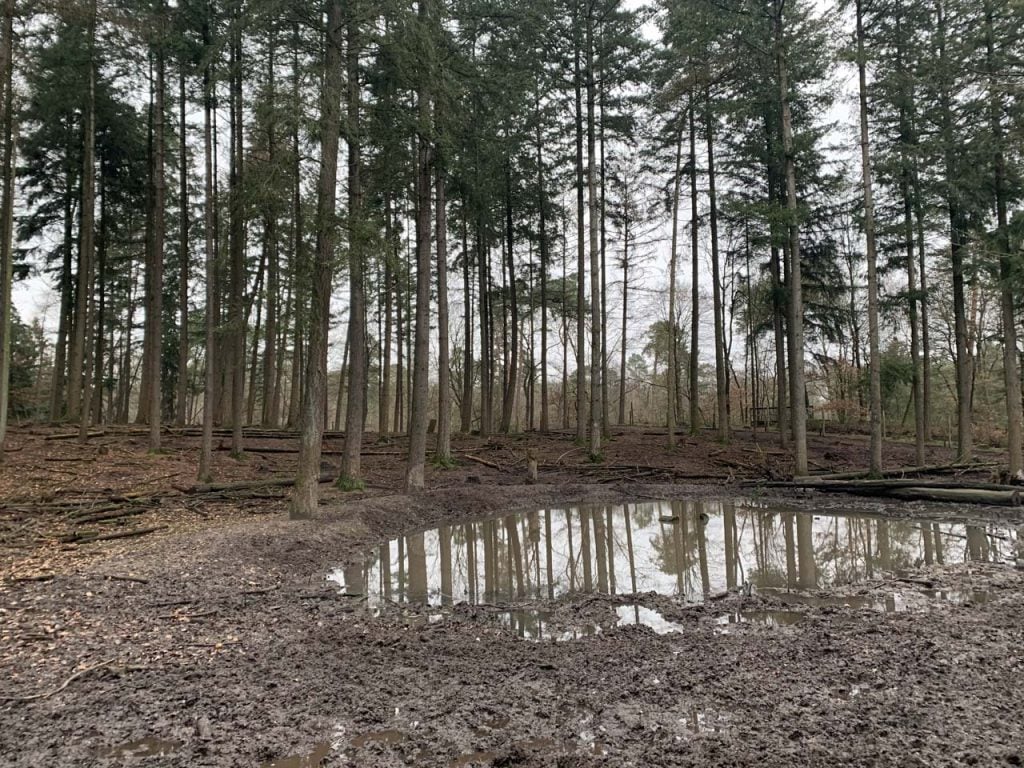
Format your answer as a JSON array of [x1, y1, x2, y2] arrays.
[[0, 658, 115, 703], [93, 573, 150, 584]]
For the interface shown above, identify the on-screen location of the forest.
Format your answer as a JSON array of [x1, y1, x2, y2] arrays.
[[0, 0, 1020, 495], [2, 0, 1024, 766]]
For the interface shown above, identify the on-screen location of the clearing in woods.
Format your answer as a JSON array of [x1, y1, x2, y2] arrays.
[[1, 425, 1022, 767]]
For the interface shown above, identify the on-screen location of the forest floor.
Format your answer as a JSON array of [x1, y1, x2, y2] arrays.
[[1, 424, 1023, 767]]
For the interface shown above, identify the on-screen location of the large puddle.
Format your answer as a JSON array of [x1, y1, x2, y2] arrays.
[[330, 500, 1016, 608]]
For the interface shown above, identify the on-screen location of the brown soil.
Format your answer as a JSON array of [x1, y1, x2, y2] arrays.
[[1, 426, 1022, 767]]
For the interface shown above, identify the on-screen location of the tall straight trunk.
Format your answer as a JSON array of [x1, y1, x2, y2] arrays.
[[176, 68, 190, 426], [536, 97, 549, 433], [935, 0, 972, 461], [983, 0, 1021, 476], [476, 224, 488, 434], [764, 115, 788, 445], [406, 0, 433, 491], [245, 253, 265, 424], [667, 125, 683, 447], [500, 160, 518, 433], [585, 12, 601, 456], [598, 50, 609, 439], [92, 179, 107, 425], [460, 209, 473, 433], [199, 16, 216, 481], [436, 168, 451, 460], [51, 174, 74, 422], [76, 9, 98, 440], [573, 21, 586, 443], [291, 0, 343, 518], [688, 103, 700, 436], [561, 225, 569, 430], [915, 191, 931, 438], [69, 9, 98, 426], [286, 21, 304, 431], [0, 0, 14, 456], [261, 32, 279, 427], [380, 196, 394, 436], [228, 18, 245, 456], [894, 10, 925, 466], [341, 7, 368, 484], [69, 10, 97, 428], [147, 15, 166, 451], [705, 98, 728, 443], [856, 0, 883, 475], [617, 187, 629, 426], [775, 1, 807, 475], [394, 247, 404, 433]]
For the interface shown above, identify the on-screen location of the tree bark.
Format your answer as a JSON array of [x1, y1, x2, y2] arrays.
[[176, 67, 190, 426], [436, 168, 451, 461], [0, 0, 14, 456], [688, 102, 699, 436], [856, 0, 883, 475], [291, 0, 343, 518], [667, 124, 683, 448], [147, 11, 166, 451], [775, 1, 807, 475], [228, 16, 245, 457], [340, 7, 368, 486], [199, 10, 217, 482], [586, 14, 601, 457], [705, 97, 728, 443], [405, 0, 433, 491]]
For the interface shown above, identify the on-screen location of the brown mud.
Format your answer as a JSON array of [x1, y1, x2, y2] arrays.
[[1, 426, 1022, 767]]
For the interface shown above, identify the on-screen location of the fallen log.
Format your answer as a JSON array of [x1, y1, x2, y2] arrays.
[[749, 478, 1022, 506], [43, 430, 105, 441], [184, 472, 334, 494], [60, 525, 168, 544], [460, 453, 502, 470], [808, 460, 1001, 481]]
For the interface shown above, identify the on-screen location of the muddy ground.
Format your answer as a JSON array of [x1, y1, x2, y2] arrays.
[[1, 426, 1023, 767]]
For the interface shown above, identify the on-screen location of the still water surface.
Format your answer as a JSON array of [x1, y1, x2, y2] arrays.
[[330, 499, 1015, 607]]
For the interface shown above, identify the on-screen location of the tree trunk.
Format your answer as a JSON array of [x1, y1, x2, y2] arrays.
[[688, 102, 700, 436], [176, 67, 190, 426], [586, 11, 601, 457], [406, 0, 433, 492], [573, 19, 586, 444], [147, 15, 166, 451], [536, 96, 549, 433], [291, 0, 343, 519], [0, 0, 14, 456], [617, 180, 629, 426], [705, 98, 728, 443], [199, 13, 217, 482], [341, 8, 368, 486], [228, 19, 245, 457], [436, 168, 451, 461], [261, 33, 279, 427], [667, 124, 683, 448], [500, 160, 518, 433], [381, 196, 394, 436], [856, 0, 883, 475], [459, 209, 473, 434], [775, 2, 807, 475]]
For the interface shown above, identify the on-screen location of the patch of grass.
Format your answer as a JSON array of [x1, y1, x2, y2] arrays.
[[335, 476, 365, 492], [587, 451, 605, 464], [432, 455, 458, 470]]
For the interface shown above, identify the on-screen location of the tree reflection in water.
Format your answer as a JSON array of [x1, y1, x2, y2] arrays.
[[330, 501, 1016, 606]]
